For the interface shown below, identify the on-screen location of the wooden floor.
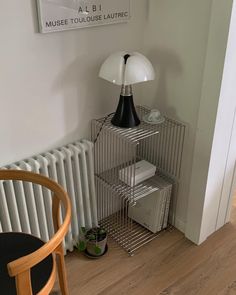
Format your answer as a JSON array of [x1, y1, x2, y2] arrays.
[[62, 198, 236, 295]]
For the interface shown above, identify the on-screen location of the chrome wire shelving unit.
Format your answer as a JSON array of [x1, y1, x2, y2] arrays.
[[91, 106, 186, 255]]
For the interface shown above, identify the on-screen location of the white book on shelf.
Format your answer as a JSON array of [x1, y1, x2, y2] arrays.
[[156, 177, 172, 229], [162, 187, 172, 229], [128, 175, 172, 233], [119, 160, 156, 186], [157, 192, 167, 231], [128, 189, 164, 233]]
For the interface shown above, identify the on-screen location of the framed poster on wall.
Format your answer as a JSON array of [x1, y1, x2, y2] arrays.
[[36, 0, 131, 33]]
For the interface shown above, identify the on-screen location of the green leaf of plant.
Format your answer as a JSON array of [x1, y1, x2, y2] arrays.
[[80, 227, 86, 234], [88, 234, 96, 240], [78, 240, 86, 252], [94, 245, 102, 255]]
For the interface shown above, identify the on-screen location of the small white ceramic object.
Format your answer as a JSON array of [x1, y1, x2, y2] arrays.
[[143, 109, 165, 124]]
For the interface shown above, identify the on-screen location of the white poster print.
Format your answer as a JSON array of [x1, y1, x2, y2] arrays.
[[37, 0, 131, 33]]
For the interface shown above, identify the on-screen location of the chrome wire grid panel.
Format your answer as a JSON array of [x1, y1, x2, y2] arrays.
[[91, 106, 186, 255]]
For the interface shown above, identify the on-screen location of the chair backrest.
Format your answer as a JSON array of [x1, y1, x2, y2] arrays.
[[0, 169, 71, 295]]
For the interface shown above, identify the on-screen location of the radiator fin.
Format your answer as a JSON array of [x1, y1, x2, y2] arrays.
[[0, 140, 97, 253]]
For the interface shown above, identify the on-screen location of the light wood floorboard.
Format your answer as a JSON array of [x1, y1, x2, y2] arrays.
[[60, 198, 236, 295]]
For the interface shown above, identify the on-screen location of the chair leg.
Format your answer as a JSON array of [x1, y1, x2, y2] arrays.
[[15, 270, 33, 295], [56, 244, 69, 295]]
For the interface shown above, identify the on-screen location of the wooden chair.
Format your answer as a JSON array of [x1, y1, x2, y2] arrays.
[[0, 170, 72, 295]]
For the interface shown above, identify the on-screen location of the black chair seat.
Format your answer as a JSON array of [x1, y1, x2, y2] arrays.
[[0, 232, 53, 295]]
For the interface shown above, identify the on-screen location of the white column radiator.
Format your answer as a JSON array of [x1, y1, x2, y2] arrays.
[[0, 140, 98, 252]]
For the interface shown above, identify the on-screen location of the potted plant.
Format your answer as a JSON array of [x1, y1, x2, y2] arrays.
[[77, 227, 107, 257]]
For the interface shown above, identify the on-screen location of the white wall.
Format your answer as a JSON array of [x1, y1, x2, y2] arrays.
[[186, 0, 235, 244], [142, 0, 213, 231], [0, 0, 148, 167]]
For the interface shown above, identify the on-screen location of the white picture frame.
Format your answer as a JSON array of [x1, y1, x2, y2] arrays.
[[36, 0, 131, 33]]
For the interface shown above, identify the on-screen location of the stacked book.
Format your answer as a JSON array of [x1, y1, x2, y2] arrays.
[[119, 160, 172, 233], [128, 176, 172, 233]]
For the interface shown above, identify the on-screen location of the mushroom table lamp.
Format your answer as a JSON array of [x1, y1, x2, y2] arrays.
[[99, 51, 155, 128]]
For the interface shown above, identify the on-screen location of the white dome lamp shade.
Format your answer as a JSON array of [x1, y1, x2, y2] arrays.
[[99, 51, 155, 128]]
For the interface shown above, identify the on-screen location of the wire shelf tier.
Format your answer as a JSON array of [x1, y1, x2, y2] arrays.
[[95, 105, 184, 144], [100, 214, 170, 255], [91, 105, 186, 255], [97, 168, 173, 203]]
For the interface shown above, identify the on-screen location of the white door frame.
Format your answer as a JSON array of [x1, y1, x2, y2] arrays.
[[218, 109, 236, 226], [185, 0, 236, 245], [226, 162, 236, 221]]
